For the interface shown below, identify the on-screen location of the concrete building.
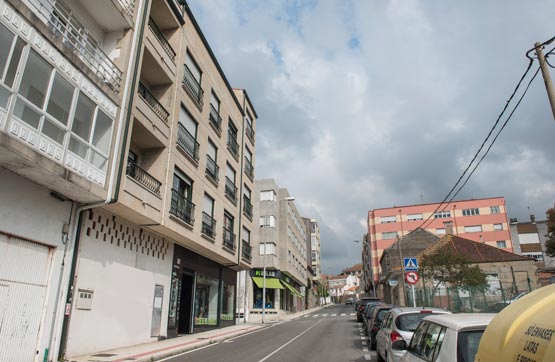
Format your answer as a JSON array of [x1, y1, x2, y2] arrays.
[[509, 217, 551, 267], [304, 217, 322, 281], [367, 197, 512, 288], [250, 179, 307, 322], [0, 0, 258, 360]]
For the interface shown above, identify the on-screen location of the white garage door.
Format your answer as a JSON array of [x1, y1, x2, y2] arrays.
[[0, 233, 52, 362]]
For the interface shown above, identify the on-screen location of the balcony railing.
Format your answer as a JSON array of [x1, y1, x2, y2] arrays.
[[246, 121, 255, 143], [205, 155, 219, 183], [28, 0, 122, 93], [170, 189, 195, 225], [177, 124, 200, 162], [223, 227, 236, 251], [242, 241, 252, 262], [227, 131, 239, 157], [183, 65, 204, 109], [148, 17, 176, 62], [243, 196, 253, 220], [118, 0, 135, 19], [244, 157, 254, 180], [225, 177, 237, 202], [202, 212, 216, 239], [138, 82, 169, 122], [126, 160, 161, 195], [209, 104, 222, 133]]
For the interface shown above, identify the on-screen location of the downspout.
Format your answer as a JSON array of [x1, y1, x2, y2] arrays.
[[56, 0, 149, 359]]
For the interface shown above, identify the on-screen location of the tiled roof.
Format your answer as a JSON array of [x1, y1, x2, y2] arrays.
[[343, 263, 363, 272]]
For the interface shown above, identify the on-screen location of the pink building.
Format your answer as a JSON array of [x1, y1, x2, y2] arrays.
[[367, 197, 512, 284]]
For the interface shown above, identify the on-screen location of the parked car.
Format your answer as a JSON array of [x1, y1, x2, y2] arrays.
[[356, 297, 381, 322], [376, 307, 451, 362], [488, 291, 529, 312], [362, 303, 384, 333], [345, 297, 355, 305], [366, 304, 393, 350], [397, 313, 496, 362]]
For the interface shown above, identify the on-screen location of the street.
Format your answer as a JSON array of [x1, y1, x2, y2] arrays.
[[162, 304, 377, 362]]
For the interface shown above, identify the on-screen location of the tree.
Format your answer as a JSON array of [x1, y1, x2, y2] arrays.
[[420, 249, 487, 293], [546, 207, 555, 257]]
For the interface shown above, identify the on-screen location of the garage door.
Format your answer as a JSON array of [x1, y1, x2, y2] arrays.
[[0, 233, 52, 362]]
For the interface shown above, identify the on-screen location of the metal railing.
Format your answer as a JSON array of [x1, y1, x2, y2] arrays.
[[244, 157, 254, 180], [138, 82, 169, 122], [246, 121, 255, 143], [209, 104, 222, 132], [202, 212, 216, 238], [205, 154, 219, 182], [28, 0, 123, 93], [243, 195, 253, 220], [126, 160, 161, 195], [170, 189, 195, 225], [183, 65, 204, 108], [225, 177, 237, 202], [118, 0, 135, 19], [223, 227, 236, 251], [177, 123, 200, 162], [227, 131, 239, 157], [148, 17, 176, 62], [242, 241, 252, 262]]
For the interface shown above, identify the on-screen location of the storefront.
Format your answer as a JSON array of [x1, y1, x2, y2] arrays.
[[250, 270, 304, 313], [168, 244, 236, 337]]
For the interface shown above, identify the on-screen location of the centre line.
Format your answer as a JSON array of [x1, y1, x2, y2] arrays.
[[257, 319, 325, 362]]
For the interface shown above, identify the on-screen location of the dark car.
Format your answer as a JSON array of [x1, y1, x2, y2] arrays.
[[345, 297, 355, 305], [356, 297, 381, 322], [362, 303, 385, 333], [366, 304, 393, 350]]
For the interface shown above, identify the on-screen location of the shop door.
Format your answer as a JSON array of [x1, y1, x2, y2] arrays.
[[0, 233, 51, 362], [178, 272, 195, 334]]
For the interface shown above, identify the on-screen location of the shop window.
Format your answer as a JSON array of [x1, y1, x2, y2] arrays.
[[194, 274, 219, 326], [221, 282, 235, 321], [253, 284, 275, 309]]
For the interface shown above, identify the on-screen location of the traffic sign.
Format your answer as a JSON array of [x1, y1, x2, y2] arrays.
[[404, 258, 419, 271], [406, 271, 419, 285]]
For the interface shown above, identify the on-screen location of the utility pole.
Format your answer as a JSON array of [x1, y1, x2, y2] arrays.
[[535, 42, 555, 123]]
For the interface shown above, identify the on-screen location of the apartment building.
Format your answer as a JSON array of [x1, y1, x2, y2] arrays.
[[367, 197, 512, 287], [250, 179, 308, 322], [0, 0, 258, 360], [303, 217, 322, 281], [509, 216, 551, 267]]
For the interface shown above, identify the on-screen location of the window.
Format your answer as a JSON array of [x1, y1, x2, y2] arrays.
[[260, 190, 276, 201], [0, 23, 25, 105], [243, 227, 250, 243], [223, 211, 235, 250], [496, 240, 507, 248], [221, 281, 235, 321], [433, 211, 451, 219], [194, 274, 218, 326], [407, 213, 423, 221], [493, 223, 503, 231], [183, 51, 203, 106], [253, 283, 275, 308], [490, 206, 500, 214], [380, 216, 396, 223], [170, 169, 194, 224], [225, 163, 237, 201], [202, 193, 215, 237], [462, 208, 480, 216], [260, 215, 276, 227], [209, 90, 221, 131], [464, 225, 482, 233], [244, 146, 254, 179], [243, 186, 253, 219], [436, 228, 446, 235], [177, 106, 199, 161], [245, 113, 254, 142], [227, 119, 239, 157], [382, 232, 398, 239], [205, 139, 218, 182], [312, 251, 317, 263]]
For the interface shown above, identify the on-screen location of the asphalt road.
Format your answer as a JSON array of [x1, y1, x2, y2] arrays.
[[162, 304, 378, 362]]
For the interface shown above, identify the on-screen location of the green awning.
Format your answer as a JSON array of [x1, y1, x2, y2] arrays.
[[281, 280, 302, 297], [252, 277, 284, 289]]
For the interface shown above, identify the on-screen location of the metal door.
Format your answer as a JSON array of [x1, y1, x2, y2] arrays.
[[151, 284, 164, 337]]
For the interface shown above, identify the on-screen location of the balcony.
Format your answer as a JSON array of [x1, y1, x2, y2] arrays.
[[246, 121, 255, 144], [227, 132, 239, 159], [243, 196, 253, 221], [205, 155, 219, 183], [223, 227, 236, 252], [202, 212, 216, 239], [126, 160, 161, 195], [148, 17, 176, 63], [225, 177, 237, 203], [170, 189, 195, 225], [209, 104, 222, 135], [27, 0, 123, 93], [244, 157, 254, 181], [183, 65, 204, 110], [138, 82, 169, 122], [242, 241, 252, 262], [177, 123, 199, 164]]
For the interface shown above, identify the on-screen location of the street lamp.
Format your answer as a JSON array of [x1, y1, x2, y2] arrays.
[[261, 196, 295, 324]]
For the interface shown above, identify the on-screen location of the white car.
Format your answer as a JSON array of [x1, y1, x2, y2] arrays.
[[397, 313, 496, 362], [376, 307, 451, 362]]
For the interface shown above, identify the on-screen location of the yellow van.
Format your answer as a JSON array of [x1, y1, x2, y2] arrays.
[[475, 284, 555, 362]]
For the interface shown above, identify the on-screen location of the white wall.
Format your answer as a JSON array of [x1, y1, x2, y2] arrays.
[[66, 209, 172, 357]]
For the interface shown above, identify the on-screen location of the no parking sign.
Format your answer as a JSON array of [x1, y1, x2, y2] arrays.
[[406, 271, 419, 285]]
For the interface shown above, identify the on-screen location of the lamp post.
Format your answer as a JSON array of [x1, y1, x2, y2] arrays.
[[261, 196, 294, 324]]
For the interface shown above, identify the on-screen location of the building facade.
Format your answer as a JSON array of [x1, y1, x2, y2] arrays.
[[0, 0, 259, 360], [249, 179, 307, 322], [367, 197, 512, 286], [305, 218, 322, 281]]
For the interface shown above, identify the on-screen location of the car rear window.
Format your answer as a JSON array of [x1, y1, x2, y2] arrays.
[[396, 313, 430, 332], [457, 330, 485, 362], [376, 309, 390, 321]]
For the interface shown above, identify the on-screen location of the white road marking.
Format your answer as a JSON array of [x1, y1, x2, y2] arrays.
[[363, 347, 369, 352], [360, 336, 365, 340], [362, 341, 367, 346], [341, 313, 346, 316], [331, 314, 337, 317], [322, 314, 328, 317], [364, 355, 371, 360], [351, 313, 356, 316]]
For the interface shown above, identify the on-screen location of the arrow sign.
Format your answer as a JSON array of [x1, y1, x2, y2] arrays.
[[404, 258, 418, 271], [406, 271, 419, 285]]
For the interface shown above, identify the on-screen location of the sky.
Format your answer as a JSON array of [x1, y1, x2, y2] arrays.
[[188, 0, 555, 275]]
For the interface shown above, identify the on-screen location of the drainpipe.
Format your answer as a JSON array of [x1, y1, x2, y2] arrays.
[[55, 0, 149, 359]]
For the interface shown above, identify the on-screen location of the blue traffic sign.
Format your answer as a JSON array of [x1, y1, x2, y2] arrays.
[[404, 258, 418, 271]]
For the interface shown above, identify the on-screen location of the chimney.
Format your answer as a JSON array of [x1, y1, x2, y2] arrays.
[[443, 221, 454, 235], [530, 214, 536, 223]]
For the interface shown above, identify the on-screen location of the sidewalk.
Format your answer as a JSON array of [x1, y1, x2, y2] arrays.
[[67, 305, 329, 362]]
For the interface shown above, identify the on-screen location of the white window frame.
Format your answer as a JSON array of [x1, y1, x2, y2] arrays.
[[380, 216, 397, 224], [464, 225, 482, 233], [407, 213, 423, 221], [260, 190, 276, 201], [493, 223, 503, 231], [259, 215, 276, 227]]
